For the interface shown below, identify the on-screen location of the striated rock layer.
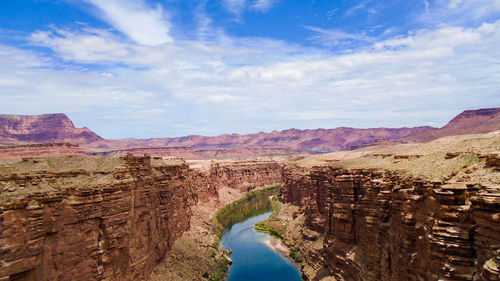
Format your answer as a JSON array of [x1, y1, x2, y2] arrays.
[[0, 155, 282, 281], [280, 165, 500, 281], [90, 146, 306, 160], [0, 143, 86, 160]]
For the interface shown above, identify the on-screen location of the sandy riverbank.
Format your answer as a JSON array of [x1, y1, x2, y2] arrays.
[[262, 236, 291, 255]]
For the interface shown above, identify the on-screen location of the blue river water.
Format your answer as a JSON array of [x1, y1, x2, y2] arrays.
[[220, 212, 302, 281]]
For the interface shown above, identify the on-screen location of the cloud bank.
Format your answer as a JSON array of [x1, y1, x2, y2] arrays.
[[0, 0, 499, 138]]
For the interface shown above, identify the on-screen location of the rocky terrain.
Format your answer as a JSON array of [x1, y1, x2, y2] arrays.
[[0, 143, 86, 160], [0, 113, 437, 155], [407, 108, 500, 142], [0, 114, 102, 145], [93, 126, 435, 153], [91, 146, 306, 160], [1, 109, 499, 281], [261, 131, 500, 281], [0, 155, 282, 281], [2, 108, 499, 159]]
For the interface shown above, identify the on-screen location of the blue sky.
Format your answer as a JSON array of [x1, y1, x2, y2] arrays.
[[0, 0, 499, 139]]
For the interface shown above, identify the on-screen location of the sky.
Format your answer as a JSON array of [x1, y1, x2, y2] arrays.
[[0, 0, 499, 139]]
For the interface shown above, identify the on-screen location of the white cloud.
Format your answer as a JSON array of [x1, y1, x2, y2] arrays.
[[305, 26, 376, 47], [421, 0, 500, 26], [2, 7, 500, 137], [374, 25, 482, 50], [86, 0, 172, 46], [344, 2, 367, 18], [29, 27, 180, 65], [204, 94, 243, 103], [223, 0, 247, 15], [30, 28, 131, 62], [252, 0, 278, 11], [223, 0, 277, 15], [448, 0, 464, 9]]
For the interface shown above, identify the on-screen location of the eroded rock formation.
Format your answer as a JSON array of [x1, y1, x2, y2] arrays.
[[90, 146, 305, 160], [0, 113, 439, 153], [0, 143, 86, 160], [0, 156, 195, 280], [0, 155, 282, 281], [0, 114, 102, 144], [407, 107, 500, 142], [280, 165, 500, 281]]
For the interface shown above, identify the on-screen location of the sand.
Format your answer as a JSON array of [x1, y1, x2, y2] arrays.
[[262, 237, 290, 255]]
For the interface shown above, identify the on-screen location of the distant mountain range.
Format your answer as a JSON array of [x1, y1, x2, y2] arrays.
[[1, 107, 499, 158], [404, 107, 500, 142]]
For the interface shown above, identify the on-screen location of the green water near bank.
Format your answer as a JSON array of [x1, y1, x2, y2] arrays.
[[208, 185, 301, 281], [215, 185, 280, 229]]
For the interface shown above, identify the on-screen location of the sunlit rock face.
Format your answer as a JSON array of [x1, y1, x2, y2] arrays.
[[0, 114, 102, 144], [280, 165, 500, 281], [406, 107, 500, 142]]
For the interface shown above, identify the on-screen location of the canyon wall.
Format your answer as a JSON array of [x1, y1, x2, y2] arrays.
[[91, 146, 304, 160], [0, 155, 282, 281], [0, 143, 86, 160], [280, 165, 500, 281]]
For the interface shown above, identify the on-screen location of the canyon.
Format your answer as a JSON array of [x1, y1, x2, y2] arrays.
[[0, 155, 282, 280], [1, 131, 498, 281], [0, 109, 499, 281], [261, 132, 500, 281]]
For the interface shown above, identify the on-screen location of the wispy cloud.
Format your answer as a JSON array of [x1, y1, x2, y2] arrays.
[[304, 26, 376, 47], [424, 0, 430, 15], [448, 0, 464, 9], [223, 0, 247, 16], [3, 17, 499, 137], [222, 0, 278, 15], [29, 27, 176, 65], [1, 0, 500, 138], [420, 0, 500, 26], [252, 0, 279, 12], [86, 0, 172, 46], [344, 2, 367, 18]]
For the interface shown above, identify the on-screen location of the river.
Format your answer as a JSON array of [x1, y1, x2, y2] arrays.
[[220, 211, 302, 281]]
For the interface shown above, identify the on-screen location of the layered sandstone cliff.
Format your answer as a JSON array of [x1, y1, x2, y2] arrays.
[[91, 146, 305, 160], [0, 155, 196, 281], [0, 143, 86, 160], [0, 155, 282, 281], [272, 132, 500, 281], [280, 166, 499, 281]]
